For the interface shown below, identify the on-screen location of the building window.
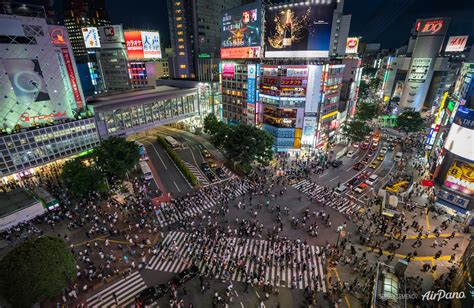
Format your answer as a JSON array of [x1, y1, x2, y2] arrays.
[[176, 17, 182, 21], [179, 52, 185, 56], [180, 74, 187, 78], [180, 64, 187, 69], [175, 2, 181, 6], [177, 24, 183, 28], [178, 45, 185, 49], [177, 31, 183, 35], [175, 9, 182, 14], [178, 38, 184, 42]]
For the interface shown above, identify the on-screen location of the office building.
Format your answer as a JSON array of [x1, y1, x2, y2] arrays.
[[96, 25, 130, 92], [63, 0, 111, 63], [167, 0, 243, 79]]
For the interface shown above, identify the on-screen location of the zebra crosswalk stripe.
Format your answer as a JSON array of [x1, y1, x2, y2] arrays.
[[86, 271, 146, 307], [146, 231, 326, 292]]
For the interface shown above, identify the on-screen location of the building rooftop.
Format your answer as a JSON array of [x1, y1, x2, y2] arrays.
[[87, 86, 198, 112], [0, 188, 40, 218]]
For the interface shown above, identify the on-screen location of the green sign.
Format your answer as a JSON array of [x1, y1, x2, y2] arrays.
[[198, 53, 211, 58]]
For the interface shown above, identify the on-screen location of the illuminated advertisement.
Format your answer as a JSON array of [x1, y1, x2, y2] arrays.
[[437, 189, 469, 209], [3, 59, 51, 105], [345, 37, 359, 54], [222, 63, 235, 79], [302, 116, 317, 146], [124, 31, 162, 60], [61, 49, 83, 109], [49, 27, 68, 46], [100, 25, 124, 44], [247, 64, 257, 105], [392, 81, 404, 99], [444, 106, 474, 161], [265, 2, 335, 58], [82, 27, 101, 48], [417, 18, 447, 37], [221, 2, 261, 59], [445, 35, 468, 52], [408, 58, 431, 83], [444, 160, 474, 196]]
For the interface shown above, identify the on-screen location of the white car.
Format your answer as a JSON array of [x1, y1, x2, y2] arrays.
[[335, 185, 348, 195], [353, 142, 359, 148], [380, 147, 388, 154], [347, 150, 355, 158], [366, 174, 379, 185], [394, 152, 403, 162]]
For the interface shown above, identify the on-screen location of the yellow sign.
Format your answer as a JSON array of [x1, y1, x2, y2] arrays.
[[444, 160, 474, 195], [321, 111, 338, 120]]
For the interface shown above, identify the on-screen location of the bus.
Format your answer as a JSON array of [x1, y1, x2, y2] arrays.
[[165, 136, 180, 148], [139, 161, 153, 181], [135, 141, 148, 161], [32, 187, 60, 210]]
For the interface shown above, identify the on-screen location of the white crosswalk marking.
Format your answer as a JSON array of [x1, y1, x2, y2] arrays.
[[146, 231, 326, 292], [183, 161, 210, 185], [154, 182, 251, 227], [292, 180, 362, 215], [86, 271, 146, 307]]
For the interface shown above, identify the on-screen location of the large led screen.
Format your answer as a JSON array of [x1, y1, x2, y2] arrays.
[[221, 2, 261, 59], [265, 3, 335, 58], [444, 106, 474, 160], [444, 160, 474, 196], [82, 27, 101, 48]]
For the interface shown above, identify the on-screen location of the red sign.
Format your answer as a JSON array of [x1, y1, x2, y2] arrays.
[[421, 20, 443, 35], [50, 28, 67, 46], [20, 112, 66, 122], [280, 78, 303, 86], [124, 31, 144, 59], [445, 35, 469, 52], [61, 48, 83, 109]]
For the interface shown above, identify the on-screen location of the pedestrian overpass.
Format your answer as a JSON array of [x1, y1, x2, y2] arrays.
[[88, 86, 201, 139]]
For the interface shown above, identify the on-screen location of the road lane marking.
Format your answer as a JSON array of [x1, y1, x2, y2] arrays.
[[425, 208, 431, 232], [319, 172, 329, 177], [174, 181, 181, 192], [329, 176, 339, 182], [240, 302, 244, 308], [141, 139, 167, 170]]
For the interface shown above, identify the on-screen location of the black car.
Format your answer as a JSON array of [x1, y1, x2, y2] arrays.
[[201, 162, 210, 172], [135, 284, 169, 307], [169, 265, 200, 287], [206, 171, 216, 182], [332, 160, 343, 168], [215, 167, 226, 179]]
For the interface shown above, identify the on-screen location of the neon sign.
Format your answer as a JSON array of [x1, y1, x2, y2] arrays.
[[421, 20, 443, 35], [20, 112, 66, 122]]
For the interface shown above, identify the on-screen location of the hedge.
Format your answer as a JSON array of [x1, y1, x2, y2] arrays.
[[156, 136, 198, 187]]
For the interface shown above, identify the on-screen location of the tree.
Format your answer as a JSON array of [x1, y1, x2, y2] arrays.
[[224, 125, 274, 169], [396, 111, 425, 133], [0, 237, 77, 307], [341, 120, 371, 143], [95, 137, 140, 179], [369, 76, 382, 91], [61, 158, 105, 197], [355, 101, 381, 122], [203, 113, 220, 135]]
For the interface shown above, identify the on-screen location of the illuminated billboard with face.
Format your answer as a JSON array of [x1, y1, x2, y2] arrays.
[[221, 2, 262, 59], [264, 2, 335, 58]]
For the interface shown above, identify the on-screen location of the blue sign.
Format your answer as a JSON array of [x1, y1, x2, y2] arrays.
[[247, 64, 257, 105], [453, 106, 474, 129]]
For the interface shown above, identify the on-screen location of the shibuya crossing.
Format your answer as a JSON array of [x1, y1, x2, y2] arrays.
[[0, 1, 473, 308]]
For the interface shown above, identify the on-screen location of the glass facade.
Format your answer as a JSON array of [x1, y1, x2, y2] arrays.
[[0, 118, 100, 176], [96, 94, 198, 136]]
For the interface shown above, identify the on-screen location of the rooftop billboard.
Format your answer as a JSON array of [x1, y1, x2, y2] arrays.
[[124, 31, 162, 60], [264, 2, 336, 58], [221, 2, 262, 59]]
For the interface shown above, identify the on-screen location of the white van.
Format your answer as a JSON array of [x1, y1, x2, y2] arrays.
[[335, 185, 348, 195], [394, 152, 403, 162]]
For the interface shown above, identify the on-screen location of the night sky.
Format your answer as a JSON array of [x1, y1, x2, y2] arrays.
[[102, 0, 474, 49]]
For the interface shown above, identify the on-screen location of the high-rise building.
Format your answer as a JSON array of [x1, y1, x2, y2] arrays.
[[167, 0, 242, 79], [0, 5, 100, 177], [63, 0, 110, 63]]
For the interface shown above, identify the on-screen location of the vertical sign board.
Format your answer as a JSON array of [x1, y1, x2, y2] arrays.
[[61, 49, 83, 109], [408, 58, 432, 83], [305, 65, 323, 113], [247, 64, 257, 105]]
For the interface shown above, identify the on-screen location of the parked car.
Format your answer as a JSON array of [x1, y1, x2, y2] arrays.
[[360, 143, 369, 150], [215, 167, 226, 178], [201, 162, 210, 172], [135, 284, 169, 307], [346, 150, 355, 158], [366, 174, 379, 185], [169, 265, 200, 287], [353, 162, 364, 170], [332, 160, 343, 168], [201, 149, 211, 158], [354, 183, 368, 194]]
